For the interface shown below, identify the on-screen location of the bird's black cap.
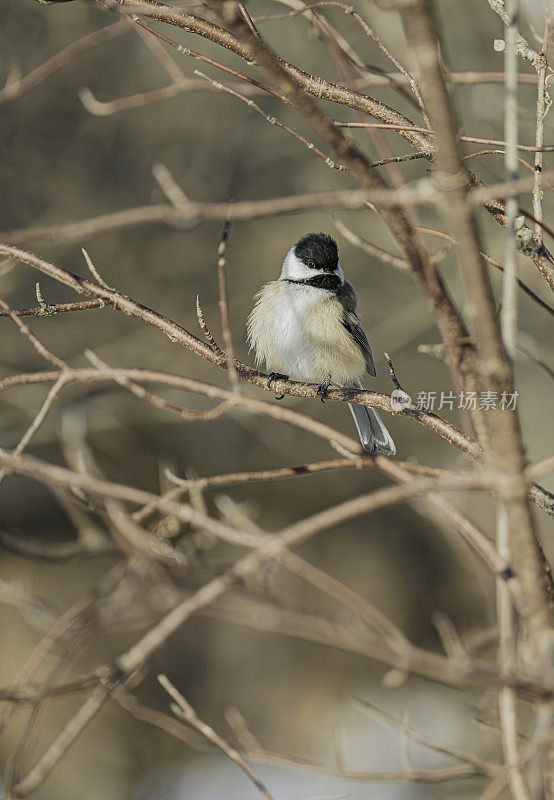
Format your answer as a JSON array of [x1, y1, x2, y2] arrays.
[[294, 233, 339, 273]]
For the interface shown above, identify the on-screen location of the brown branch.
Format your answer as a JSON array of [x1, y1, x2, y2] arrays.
[[215, 215, 240, 392], [158, 674, 276, 800], [85, 350, 233, 421], [0, 561, 129, 748], [532, 56, 549, 244], [13, 684, 113, 797], [113, 687, 207, 749], [0, 245, 476, 455], [233, 744, 482, 783], [0, 363, 482, 461], [0, 373, 69, 485], [0, 245, 551, 513], [107, 0, 435, 154], [217, 495, 411, 650], [370, 221, 554, 317], [27, 0, 554, 292], [7, 509, 554, 799], [251, 1, 424, 116], [108, 0, 554, 290], [109, 0, 476, 423], [0, 190, 431, 244], [194, 69, 348, 171], [130, 15, 292, 105], [5, 169, 554, 245], [356, 697, 498, 775], [226, 708, 490, 783], [335, 122, 554, 152], [406, 0, 551, 629], [0, 529, 116, 562], [295, 0, 431, 126], [0, 299, 107, 317], [0, 21, 128, 105], [0, 297, 67, 370], [0, 674, 103, 704], [78, 73, 542, 117], [132, 457, 453, 529], [0, 445, 528, 614], [486, 0, 543, 66], [79, 77, 251, 116]]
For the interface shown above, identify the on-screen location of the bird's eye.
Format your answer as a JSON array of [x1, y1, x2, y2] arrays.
[[307, 259, 315, 268]]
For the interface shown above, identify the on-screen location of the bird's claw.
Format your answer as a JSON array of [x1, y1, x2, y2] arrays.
[[316, 377, 331, 403], [267, 372, 288, 398]]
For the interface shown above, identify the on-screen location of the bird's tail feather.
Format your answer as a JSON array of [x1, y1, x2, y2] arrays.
[[348, 403, 396, 456]]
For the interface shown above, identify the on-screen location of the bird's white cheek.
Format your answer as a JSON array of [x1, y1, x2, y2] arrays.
[[280, 248, 314, 280]]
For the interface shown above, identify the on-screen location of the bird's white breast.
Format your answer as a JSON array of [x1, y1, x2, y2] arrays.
[[247, 280, 366, 385]]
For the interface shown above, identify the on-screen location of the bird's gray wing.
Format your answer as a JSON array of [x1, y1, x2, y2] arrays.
[[337, 281, 376, 377], [342, 309, 376, 377]]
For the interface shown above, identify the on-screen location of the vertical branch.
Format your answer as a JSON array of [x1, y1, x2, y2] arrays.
[[498, 7, 529, 797], [0, 298, 67, 370], [496, 504, 531, 800], [158, 674, 275, 800], [216, 213, 240, 393], [0, 374, 68, 486], [501, 0, 519, 360], [530, 23, 554, 781], [404, 3, 553, 799], [404, 0, 549, 637], [532, 54, 548, 245], [13, 685, 113, 798]]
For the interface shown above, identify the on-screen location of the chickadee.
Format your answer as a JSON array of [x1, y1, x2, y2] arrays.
[[247, 232, 396, 456]]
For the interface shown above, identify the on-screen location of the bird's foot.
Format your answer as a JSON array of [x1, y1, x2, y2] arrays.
[[267, 372, 288, 399], [316, 376, 331, 403]]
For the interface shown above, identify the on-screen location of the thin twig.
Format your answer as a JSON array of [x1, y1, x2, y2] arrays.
[[533, 56, 550, 244], [113, 687, 207, 749], [0, 373, 68, 485], [216, 214, 240, 393], [0, 299, 107, 317], [195, 295, 225, 357], [217, 496, 410, 651], [487, 0, 543, 66], [0, 21, 128, 105], [225, 709, 486, 783], [0, 262, 552, 515], [194, 70, 347, 171], [158, 674, 276, 800], [13, 684, 112, 797], [5, 167, 554, 248], [355, 697, 498, 775], [497, 504, 531, 800], [132, 14, 183, 81], [0, 297, 66, 370], [151, 162, 190, 211], [81, 248, 112, 290], [500, 0, 519, 361], [85, 349, 232, 420], [406, 0, 551, 631]]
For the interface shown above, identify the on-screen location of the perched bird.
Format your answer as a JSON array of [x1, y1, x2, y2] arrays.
[[247, 232, 396, 455]]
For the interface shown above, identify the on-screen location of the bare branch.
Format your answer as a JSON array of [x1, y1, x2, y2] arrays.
[[194, 69, 348, 171], [0, 21, 128, 106], [215, 215, 241, 393], [355, 697, 498, 775], [158, 674, 276, 800], [406, 0, 551, 628], [0, 297, 67, 370]]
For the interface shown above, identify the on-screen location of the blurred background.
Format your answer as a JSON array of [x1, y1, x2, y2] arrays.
[[0, 0, 553, 797]]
